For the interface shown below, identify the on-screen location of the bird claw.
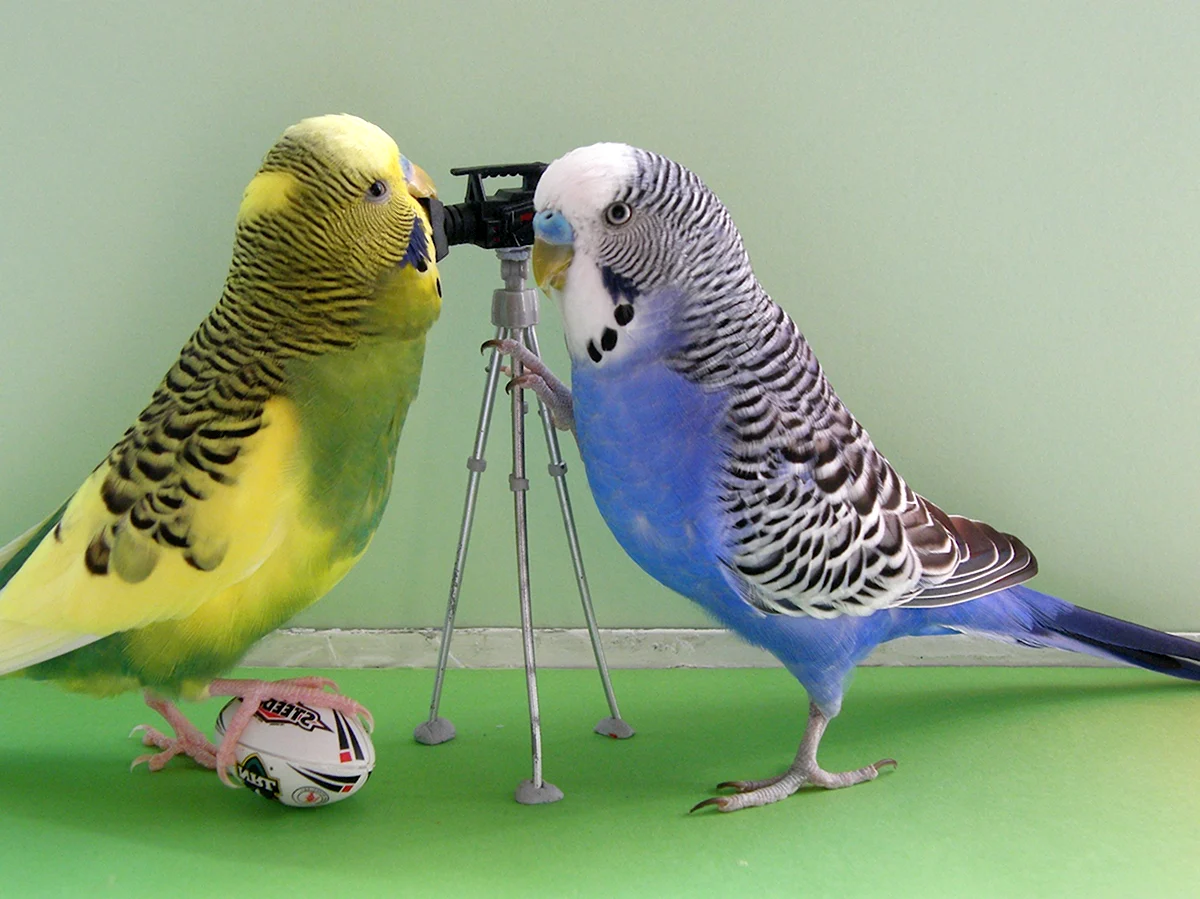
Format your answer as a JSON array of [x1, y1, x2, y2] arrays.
[[131, 753, 156, 773], [504, 373, 545, 396], [354, 703, 375, 734], [131, 747, 193, 774], [692, 752, 897, 812], [479, 339, 575, 431], [130, 722, 174, 750], [481, 337, 522, 357], [130, 695, 219, 774]]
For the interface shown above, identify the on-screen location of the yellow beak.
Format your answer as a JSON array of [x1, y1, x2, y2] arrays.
[[404, 161, 437, 200], [532, 237, 574, 291]]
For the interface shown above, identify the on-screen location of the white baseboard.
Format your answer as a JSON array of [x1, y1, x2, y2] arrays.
[[242, 626, 1200, 670]]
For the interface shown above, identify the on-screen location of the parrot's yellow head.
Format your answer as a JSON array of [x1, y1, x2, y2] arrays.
[[230, 113, 441, 344]]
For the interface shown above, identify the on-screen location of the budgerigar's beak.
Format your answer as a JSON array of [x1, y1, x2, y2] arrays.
[[532, 209, 575, 291], [401, 155, 437, 199]]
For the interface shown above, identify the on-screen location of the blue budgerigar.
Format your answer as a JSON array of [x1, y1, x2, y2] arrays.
[[489, 143, 1200, 813]]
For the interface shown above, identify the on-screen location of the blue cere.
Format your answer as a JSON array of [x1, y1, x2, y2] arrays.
[[533, 209, 575, 245]]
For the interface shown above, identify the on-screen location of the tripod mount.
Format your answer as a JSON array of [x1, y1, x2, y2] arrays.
[[414, 164, 633, 805]]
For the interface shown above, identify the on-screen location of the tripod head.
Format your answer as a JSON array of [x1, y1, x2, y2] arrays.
[[420, 163, 547, 261]]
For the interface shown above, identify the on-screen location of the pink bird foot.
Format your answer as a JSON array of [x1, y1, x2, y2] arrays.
[[482, 338, 576, 432], [205, 677, 374, 788], [688, 702, 897, 813], [131, 694, 218, 771], [130, 677, 373, 788]]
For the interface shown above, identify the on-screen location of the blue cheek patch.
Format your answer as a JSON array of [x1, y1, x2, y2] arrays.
[[400, 220, 430, 272]]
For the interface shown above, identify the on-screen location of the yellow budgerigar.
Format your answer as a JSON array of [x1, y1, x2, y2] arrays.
[[0, 114, 442, 785]]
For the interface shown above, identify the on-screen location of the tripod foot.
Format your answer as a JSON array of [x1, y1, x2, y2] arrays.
[[594, 717, 635, 739], [413, 717, 457, 746], [515, 779, 565, 805]]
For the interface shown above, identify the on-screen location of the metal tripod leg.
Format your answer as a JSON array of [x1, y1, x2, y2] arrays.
[[509, 328, 562, 803], [525, 326, 633, 740], [413, 247, 632, 804], [413, 326, 508, 748]]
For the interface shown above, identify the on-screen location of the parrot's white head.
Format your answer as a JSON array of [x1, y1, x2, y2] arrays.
[[533, 142, 752, 370], [533, 142, 639, 230], [532, 143, 654, 367]]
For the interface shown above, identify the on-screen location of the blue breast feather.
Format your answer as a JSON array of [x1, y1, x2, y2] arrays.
[[569, 353, 904, 698], [572, 358, 731, 607]]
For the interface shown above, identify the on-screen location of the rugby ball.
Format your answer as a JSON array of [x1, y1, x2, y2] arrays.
[[215, 697, 375, 807]]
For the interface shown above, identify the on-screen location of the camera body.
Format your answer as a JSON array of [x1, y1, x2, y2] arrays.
[[420, 162, 547, 260]]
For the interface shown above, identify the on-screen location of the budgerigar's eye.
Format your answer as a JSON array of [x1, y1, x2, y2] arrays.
[[366, 180, 391, 203], [604, 202, 633, 226]]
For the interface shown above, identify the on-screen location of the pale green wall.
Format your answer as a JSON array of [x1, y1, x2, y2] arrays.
[[1, 2, 1197, 632]]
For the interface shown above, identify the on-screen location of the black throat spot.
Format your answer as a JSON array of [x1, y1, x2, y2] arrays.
[[600, 265, 638, 304]]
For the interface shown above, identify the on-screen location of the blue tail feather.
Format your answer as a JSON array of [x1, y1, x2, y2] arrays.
[[913, 585, 1200, 681], [1032, 599, 1200, 681]]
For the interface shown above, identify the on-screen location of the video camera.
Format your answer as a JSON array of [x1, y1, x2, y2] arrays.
[[420, 162, 547, 260]]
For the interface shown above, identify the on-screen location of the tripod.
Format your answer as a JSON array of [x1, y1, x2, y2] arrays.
[[414, 247, 633, 805]]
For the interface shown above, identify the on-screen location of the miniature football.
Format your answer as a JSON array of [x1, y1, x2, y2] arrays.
[[215, 697, 375, 807]]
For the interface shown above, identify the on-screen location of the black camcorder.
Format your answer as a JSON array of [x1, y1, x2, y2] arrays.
[[419, 162, 547, 260]]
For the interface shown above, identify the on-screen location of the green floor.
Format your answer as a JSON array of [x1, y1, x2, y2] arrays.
[[2, 666, 1198, 897]]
